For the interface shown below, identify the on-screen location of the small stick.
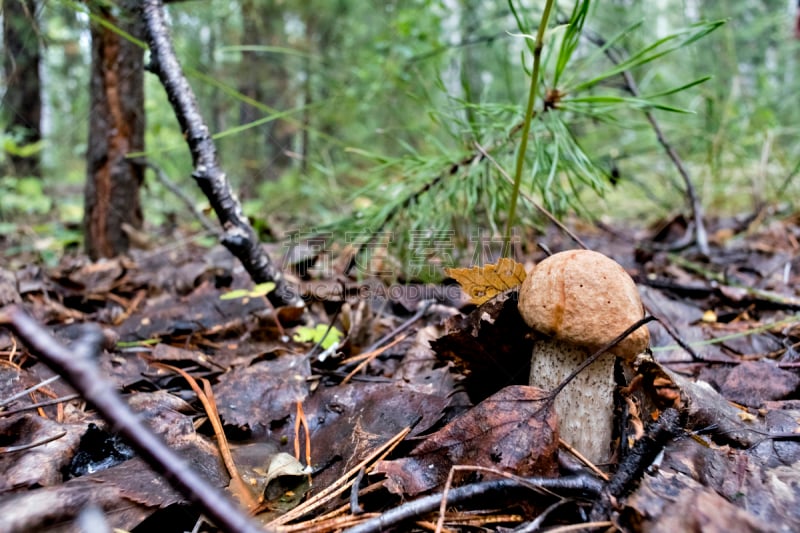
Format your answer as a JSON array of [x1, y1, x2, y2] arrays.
[[341, 333, 409, 385], [0, 375, 60, 408], [549, 316, 658, 400], [558, 439, 610, 482], [153, 362, 258, 512], [435, 465, 566, 533], [268, 426, 410, 527], [343, 474, 604, 533], [0, 394, 80, 418], [475, 141, 589, 251], [0, 431, 67, 454], [293, 399, 312, 484]]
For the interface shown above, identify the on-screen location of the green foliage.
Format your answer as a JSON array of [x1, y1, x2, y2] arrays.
[[319, 1, 723, 277], [1, 124, 82, 267], [219, 282, 276, 301], [2, 130, 45, 159], [292, 324, 343, 350], [9, 0, 799, 270], [0, 177, 52, 217]]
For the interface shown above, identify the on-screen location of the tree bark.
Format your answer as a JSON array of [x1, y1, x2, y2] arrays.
[[84, 0, 145, 259], [2, 0, 42, 178]]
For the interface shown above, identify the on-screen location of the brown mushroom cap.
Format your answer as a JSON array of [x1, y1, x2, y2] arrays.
[[518, 249, 649, 360]]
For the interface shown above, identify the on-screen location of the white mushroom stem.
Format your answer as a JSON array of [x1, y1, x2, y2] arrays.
[[530, 338, 617, 465]]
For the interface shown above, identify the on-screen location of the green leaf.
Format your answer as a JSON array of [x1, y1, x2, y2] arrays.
[[216, 45, 313, 60], [219, 282, 276, 300], [553, 0, 590, 87], [250, 282, 276, 297], [292, 324, 343, 350], [559, 95, 695, 114], [220, 289, 252, 301]]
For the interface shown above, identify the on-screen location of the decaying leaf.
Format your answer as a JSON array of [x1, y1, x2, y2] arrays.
[[445, 257, 527, 305], [214, 356, 311, 430], [621, 437, 799, 532], [373, 385, 558, 496], [297, 381, 453, 492], [431, 291, 532, 402], [231, 443, 309, 508], [264, 452, 308, 483]]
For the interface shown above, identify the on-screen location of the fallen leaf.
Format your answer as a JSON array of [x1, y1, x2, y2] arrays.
[[718, 361, 800, 408], [214, 356, 311, 430], [621, 437, 797, 532], [445, 258, 527, 305], [374, 385, 558, 496], [430, 291, 532, 402], [297, 381, 452, 491]]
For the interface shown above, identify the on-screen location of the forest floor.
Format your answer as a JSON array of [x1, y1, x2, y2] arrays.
[[0, 207, 799, 532]]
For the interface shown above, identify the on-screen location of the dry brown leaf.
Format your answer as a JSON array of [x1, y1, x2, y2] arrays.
[[373, 385, 558, 496], [445, 258, 527, 305]]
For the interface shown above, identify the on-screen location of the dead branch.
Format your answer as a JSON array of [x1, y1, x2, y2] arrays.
[[141, 0, 302, 308], [0, 306, 269, 533], [342, 474, 604, 533], [582, 27, 710, 256]]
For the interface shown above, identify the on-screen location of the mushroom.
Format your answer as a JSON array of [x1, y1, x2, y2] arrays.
[[517, 249, 649, 465]]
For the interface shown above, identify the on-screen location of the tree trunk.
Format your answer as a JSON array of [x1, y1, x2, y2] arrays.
[[2, 0, 42, 178], [84, 0, 145, 259]]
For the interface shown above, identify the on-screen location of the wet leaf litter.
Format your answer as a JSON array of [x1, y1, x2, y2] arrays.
[[0, 213, 798, 531]]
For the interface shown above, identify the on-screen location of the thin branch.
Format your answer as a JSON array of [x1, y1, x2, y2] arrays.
[[141, 0, 302, 308], [549, 316, 658, 400], [590, 408, 683, 521], [0, 394, 81, 418], [342, 474, 603, 533], [0, 375, 60, 408], [504, 0, 557, 251], [475, 141, 589, 250], [345, 152, 485, 276], [142, 159, 219, 234], [0, 431, 67, 454], [0, 306, 269, 533], [581, 27, 710, 256]]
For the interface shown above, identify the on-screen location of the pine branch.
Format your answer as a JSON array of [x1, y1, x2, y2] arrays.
[[581, 26, 710, 256]]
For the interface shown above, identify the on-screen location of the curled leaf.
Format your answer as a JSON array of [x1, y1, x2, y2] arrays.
[[445, 258, 527, 304]]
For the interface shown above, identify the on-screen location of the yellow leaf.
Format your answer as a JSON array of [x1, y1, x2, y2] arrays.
[[445, 258, 527, 305], [701, 309, 717, 323], [737, 411, 757, 422]]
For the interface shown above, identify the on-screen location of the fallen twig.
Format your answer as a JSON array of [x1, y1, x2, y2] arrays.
[[0, 306, 268, 533], [0, 431, 67, 454], [152, 362, 258, 512], [0, 394, 80, 418], [590, 408, 684, 521], [342, 474, 604, 533], [267, 426, 410, 526]]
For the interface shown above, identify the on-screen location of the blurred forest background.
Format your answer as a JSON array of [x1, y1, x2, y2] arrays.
[[1, 0, 798, 275]]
